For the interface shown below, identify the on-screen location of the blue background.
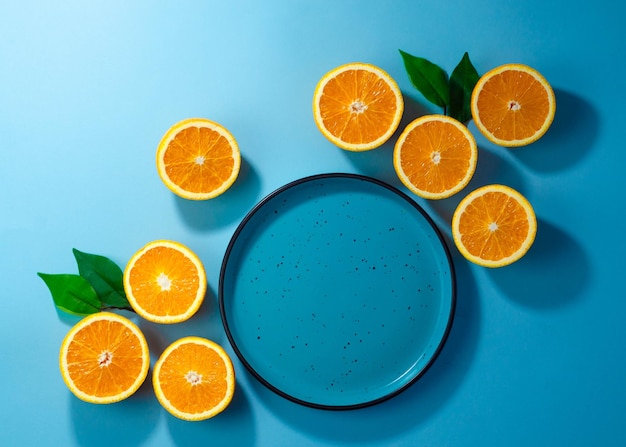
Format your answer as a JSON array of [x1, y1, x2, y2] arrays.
[[1, 1, 624, 446]]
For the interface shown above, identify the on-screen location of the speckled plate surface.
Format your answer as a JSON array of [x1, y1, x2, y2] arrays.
[[219, 173, 455, 409]]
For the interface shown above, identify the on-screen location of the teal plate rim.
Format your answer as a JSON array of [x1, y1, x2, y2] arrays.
[[219, 173, 456, 410]]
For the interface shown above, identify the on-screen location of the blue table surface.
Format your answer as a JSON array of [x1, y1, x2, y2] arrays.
[[2, 1, 624, 446]]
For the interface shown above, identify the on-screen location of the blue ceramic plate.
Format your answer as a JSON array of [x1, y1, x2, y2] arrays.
[[219, 173, 455, 409]]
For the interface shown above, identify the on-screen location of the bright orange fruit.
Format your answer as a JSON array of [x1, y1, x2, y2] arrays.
[[312, 62, 404, 151], [156, 118, 240, 200], [59, 312, 150, 404], [123, 240, 207, 324], [153, 337, 236, 421], [393, 114, 478, 200], [452, 184, 537, 267], [471, 64, 556, 147]]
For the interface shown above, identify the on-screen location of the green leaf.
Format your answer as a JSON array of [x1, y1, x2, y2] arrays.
[[37, 273, 101, 316], [399, 49, 450, 109], [449, 52, 480, 124], [73, 249, 131, 310]]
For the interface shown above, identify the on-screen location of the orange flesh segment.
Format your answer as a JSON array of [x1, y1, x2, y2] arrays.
[[475, 70, 551, 142], [319, 69, 399, 144], [458, 191, 530, 261], [157, 343, 229, 414], [126, 246, 200, 317], [163, 126, 235, 194], [399, 120, 474, 194], [65, 320, 145, 398]]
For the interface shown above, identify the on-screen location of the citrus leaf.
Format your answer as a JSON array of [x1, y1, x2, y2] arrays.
[[73, 249, 131, 310], [399, 49, 450, 109], [449, 52, 480, 124], [37, 273, 101, 316]]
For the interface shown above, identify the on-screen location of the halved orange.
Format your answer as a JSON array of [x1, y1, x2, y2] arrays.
[[153, 337, 235, 421], [59, 312, 150, 404], [471, 64, 556, 147], [393, 114, 478, 200], [452, 184, 537, 267], [312, 62, 404, 151], [156, 118, 241, 200], [123, 240, 207, 324]]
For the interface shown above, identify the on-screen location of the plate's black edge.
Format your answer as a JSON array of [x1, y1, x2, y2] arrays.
[[218, 172, 457, 411]]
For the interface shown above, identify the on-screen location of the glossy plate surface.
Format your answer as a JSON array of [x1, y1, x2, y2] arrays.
[[219, 173, 455, 409]]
